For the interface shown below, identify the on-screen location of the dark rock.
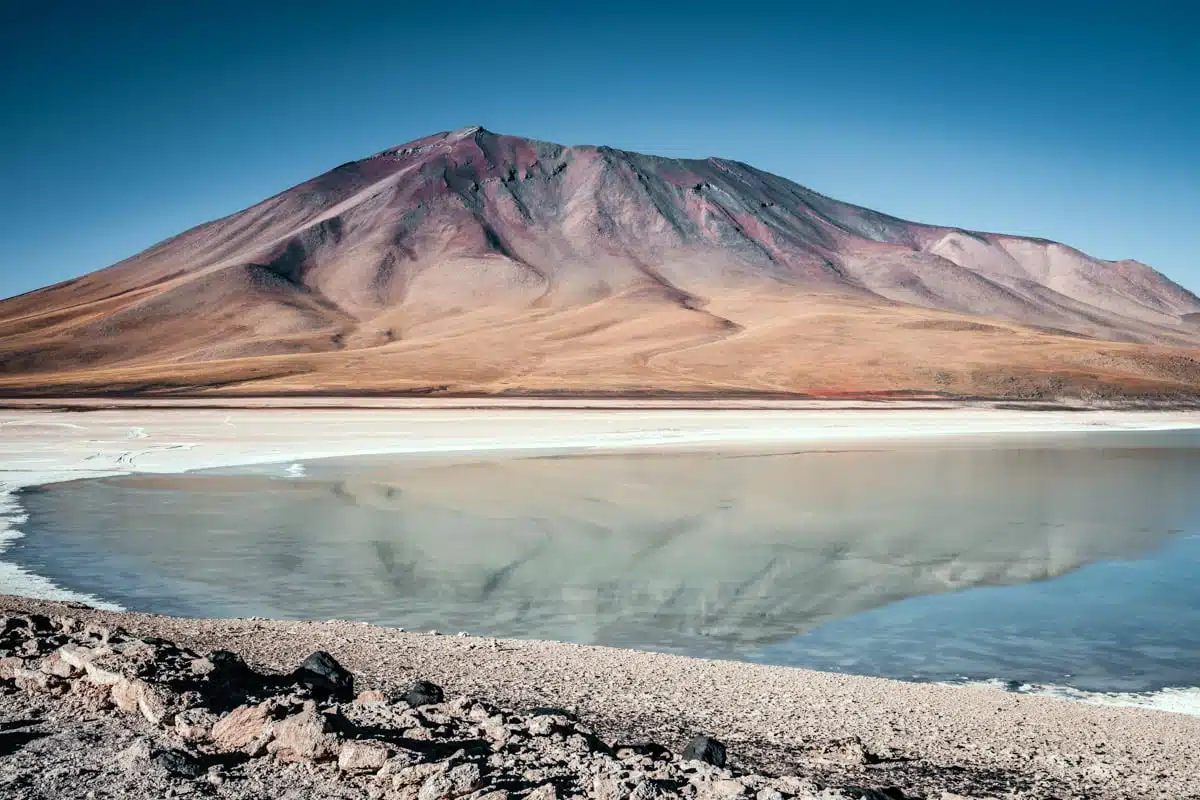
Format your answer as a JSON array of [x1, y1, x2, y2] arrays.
[[207, 650, 247, 673], [294, 651, 355, 700], [682, 735, 727, 768], [404, 680, 445, 707], [841, 789, 908, 800], [529, 706, 577, 720], [152, 748, 205, 779], [616, 742, 673, 761]]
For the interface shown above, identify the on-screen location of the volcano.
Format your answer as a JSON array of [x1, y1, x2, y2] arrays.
[[3, 126, 1199, 398]]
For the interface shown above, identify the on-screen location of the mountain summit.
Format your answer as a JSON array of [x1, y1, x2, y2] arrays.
[[2, 127, 1199, 397]]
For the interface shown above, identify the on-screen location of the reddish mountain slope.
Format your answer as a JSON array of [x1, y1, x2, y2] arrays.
[[2, 126, 1199, 397]]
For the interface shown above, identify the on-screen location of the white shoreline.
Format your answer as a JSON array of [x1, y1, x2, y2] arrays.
[[2, 405, 1199, 713]]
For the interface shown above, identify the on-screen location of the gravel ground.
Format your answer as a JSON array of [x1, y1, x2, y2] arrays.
[[1, 597, 1197, 799]]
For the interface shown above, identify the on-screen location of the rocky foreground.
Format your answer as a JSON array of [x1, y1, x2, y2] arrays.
[[0, 610, 920, 800], [1, 598, 1197, 800]]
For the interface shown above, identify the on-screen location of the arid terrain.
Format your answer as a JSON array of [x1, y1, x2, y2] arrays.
[[3, 597, 1200, 800], [2, 127, 1199, 398]]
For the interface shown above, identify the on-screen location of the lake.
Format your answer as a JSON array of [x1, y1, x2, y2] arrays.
[[9, 431, 1200, 707]]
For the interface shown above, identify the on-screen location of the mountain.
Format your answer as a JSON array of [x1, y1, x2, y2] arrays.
[[2, 125, 1199, 398]]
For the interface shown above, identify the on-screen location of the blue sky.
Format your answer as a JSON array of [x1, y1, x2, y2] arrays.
[[1, 0, 1197, 300]]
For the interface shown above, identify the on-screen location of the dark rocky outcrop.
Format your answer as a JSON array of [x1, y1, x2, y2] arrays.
[[682, 735, 727, 768], [404, 679, 446, 708], [294, 650, 355, 700]]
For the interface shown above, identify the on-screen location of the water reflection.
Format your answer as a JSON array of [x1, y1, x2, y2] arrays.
[[13, 433, 1200, 669]]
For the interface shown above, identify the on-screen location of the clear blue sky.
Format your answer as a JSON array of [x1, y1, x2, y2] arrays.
[[1, 0, 1197, 301]]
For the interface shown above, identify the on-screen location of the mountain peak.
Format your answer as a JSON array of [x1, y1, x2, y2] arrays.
[[1, 127, 1198, 398]]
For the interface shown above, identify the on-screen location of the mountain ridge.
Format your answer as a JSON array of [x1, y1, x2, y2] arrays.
[[2, 126, 1199, 398]]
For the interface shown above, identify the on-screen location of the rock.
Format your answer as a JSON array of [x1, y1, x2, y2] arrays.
[[475, 791, 509, 800], [466, 701, 500, 722], [767, 777, 819, 797], [267, 706, 341, 762], [83, 623, 126, 644], [70, 678, 115, 711], [756, 790, 784, 800], [12, 667, 66, 695], [356, 689, 389, 705], [565, 733, 605, 754], [173, 708, 219, 742], [836, 790, 907, 800], [391, 762, 446, 790], [694, 779, 746, 799], [56, 644, 105, 672], [812, 736, 877, 766], [110, 677, 143, 714], [404, 680, 445, 707], [418, 771, 457, 800], [118, 739, 205, 780], [118, 738, 154, 773], [188, 656, 217, 676], [211, 702, 279, 751], [152, 748, 205, 779], [529, 706, 577, 720], [616, 743, 673, 762], [20, 638, 49, 656], [82, 653, 130, 686], [141, 680, 180, 725], [294, 650, 355, 700], [339, 740, 392, 773], [630, 779, 677, 800], [683, 736, 727, 768], [526, 715, 562, 737], [476, 715, 510, 745], [444, 696, 476, 717], [107, 676, 179, 725], [525, 784, 558, 800], [592, 777, 631, 800], [39, 650, 80, 678], [446, 763, 484, 794], [206, 649, 249, 675], [0, 656, 25, 680], [375, 753, 419, 780], [418, 763, 485, 800]]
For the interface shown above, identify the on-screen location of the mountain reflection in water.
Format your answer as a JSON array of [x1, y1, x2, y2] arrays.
[[14, 434, 1200, 671]]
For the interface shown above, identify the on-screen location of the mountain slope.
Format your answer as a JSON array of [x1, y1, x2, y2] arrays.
[[2, 126, 1199, 398]]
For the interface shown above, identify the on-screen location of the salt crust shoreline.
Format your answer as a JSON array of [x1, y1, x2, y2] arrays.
[[3, 403, 1198, 604], [1, 404, 1199, 794]]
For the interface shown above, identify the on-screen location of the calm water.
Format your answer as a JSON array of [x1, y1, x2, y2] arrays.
[[10, 432, 1200, 696]]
